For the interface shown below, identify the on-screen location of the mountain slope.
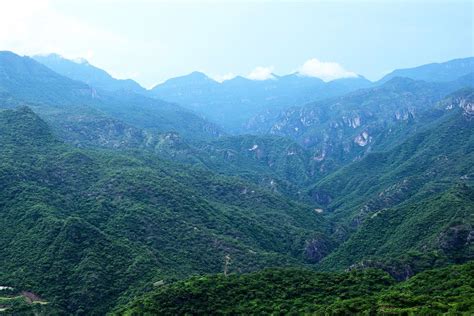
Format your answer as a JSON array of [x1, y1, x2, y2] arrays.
[[0, 51, 222, 142], [379, 57, 474, 83], [150, 71, 371, 132], [302, 91, 474, 273], [33, 53, 146, 93], [0, 107, 328, 314], [310, 91, 473, 217], [113, 261, 474, 315], [320, 185, 473, 274], [260, 77, 473, 177]]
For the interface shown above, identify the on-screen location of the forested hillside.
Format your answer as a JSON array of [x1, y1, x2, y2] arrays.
[[0, 107, 329, 314], [0, 50, 472, 315], [114, 261, 474, 315]]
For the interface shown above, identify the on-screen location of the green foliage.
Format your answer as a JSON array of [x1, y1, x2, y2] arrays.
[[0, 107, 328, 314], [113, 268, 394, 315], [114, 261, 474, 315], [320, 185, 474, 272], [0, 52, 473, 315]]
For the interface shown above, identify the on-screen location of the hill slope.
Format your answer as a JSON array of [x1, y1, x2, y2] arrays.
[[0, 107, 328, 314], [113, 261, 474, 315], [379, 57, 474, 83], [150, 72, 371, 132], [306, 90, 474, 272], [258, 77, 473, 177], [33, 53, 146, 93], [0, 51, 222, 142]]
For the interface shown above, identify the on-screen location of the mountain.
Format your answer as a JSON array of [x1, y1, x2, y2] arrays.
[[257, 77, 474, 177], [33, 53, 146, 93], [154, 134, 321, 204], [307, 91, 474, 273], [150, 71, 371, 132], [113, 261, 474, 315], [0, 107, 329, 314], [1, 49, 473, 315], [0, 51, 223, 143], [320, 185, 473, 275], [379, 57, 474, 83], [0, 51, 91, 105]]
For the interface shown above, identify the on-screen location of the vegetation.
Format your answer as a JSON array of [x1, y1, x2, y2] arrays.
[[0, 107, 328, 314], [114, 261, 474, 315], [0, 51, 472, 314]]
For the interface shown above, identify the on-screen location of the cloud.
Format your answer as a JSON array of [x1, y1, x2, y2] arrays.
[[297, 58, 358, 81], [246, 66, 275, 80], [0, 0, 128, 65], [210, 72, 237, 82]]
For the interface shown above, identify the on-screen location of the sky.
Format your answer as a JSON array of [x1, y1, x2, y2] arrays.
[[1, 0, 473, 88]]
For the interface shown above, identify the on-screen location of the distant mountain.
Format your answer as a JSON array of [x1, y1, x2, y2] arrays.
[[379, 57, 474, 83], [0, 51, 91, 105], [256, 77, 474, 176], [33, 53, 146, 93], [1, 50, 474, 315], [150, 71, 371, 132], [0, 51, 222, 142]]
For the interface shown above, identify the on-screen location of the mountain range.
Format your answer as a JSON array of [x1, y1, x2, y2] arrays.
[[0, 50, 472, 314]]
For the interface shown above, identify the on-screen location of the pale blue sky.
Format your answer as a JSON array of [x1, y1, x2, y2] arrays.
[[1, 0, 473, 87]]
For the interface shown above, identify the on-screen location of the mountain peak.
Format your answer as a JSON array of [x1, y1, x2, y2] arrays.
[[188, 71, 210, 79], [33, 54, 145, 93]]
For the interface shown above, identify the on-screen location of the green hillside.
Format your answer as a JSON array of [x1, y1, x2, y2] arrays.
[[0, 51, 472, 315], [113, 261, 474, 315], [0, 107, 328, 314]]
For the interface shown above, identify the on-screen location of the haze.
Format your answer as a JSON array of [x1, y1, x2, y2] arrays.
[[1, 0, 472, 87]]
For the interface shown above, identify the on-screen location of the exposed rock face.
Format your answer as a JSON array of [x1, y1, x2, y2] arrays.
[[348, 260, 415, 281], [354, 131, 370, 147], [55, 115, 156, 149], [438, 224, 473, 255], [248, 78, 471, 178], [310, 190, 332, 205], [441, 89, 474, 120], [461, 100, 474, 118], [304, 237, 333, 263]]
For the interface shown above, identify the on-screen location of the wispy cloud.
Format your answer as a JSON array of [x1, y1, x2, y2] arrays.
[[246, 66, 275, 80], [0, 0, 127, 64], [210, 72, 237, 83], [297, 58, 357, 81]]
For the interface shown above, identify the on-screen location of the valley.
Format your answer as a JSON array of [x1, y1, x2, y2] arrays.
[[0, 50, 472, 314]]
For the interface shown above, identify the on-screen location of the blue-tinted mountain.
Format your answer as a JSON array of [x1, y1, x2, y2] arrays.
[[150, 71, 371, 132], [257, 76, 474, 177], [379, 57, 474, 83], [1, 49, 473, 315], [0, 51, 223, 143], [33, 53, 146, 93]]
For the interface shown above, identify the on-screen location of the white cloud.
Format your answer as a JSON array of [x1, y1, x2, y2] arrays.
[[246, 66, 275, 81], [210, 72, 237, 83], [0, 0, 128, 67], [297, 58, 358, 81]]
